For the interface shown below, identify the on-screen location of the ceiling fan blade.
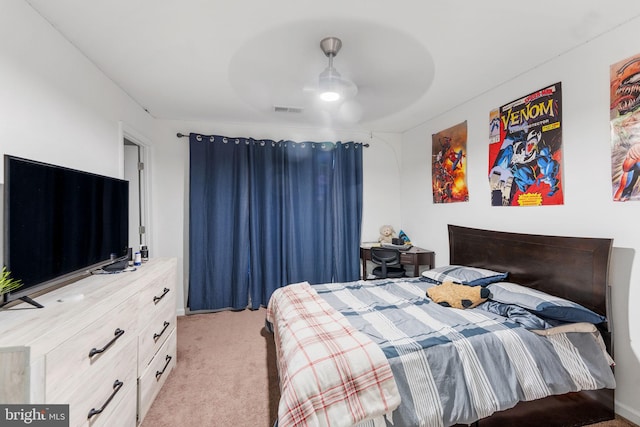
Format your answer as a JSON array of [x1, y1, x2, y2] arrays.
[[338, 77, 358, 99], [302, 84, 318, 93], [337, 99, 363, 123]]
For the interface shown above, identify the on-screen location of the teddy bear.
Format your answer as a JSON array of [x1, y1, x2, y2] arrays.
[[426, 281, 490, 309], [378, 224, 397, 243]]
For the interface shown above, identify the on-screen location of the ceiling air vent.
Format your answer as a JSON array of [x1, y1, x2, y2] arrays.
[[273, 105, 304, 114]]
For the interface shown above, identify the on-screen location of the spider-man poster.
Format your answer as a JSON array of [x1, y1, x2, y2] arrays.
[[611, 53, 640, 202], [432, 121, 468, 204], [488, 82, 564, 206]]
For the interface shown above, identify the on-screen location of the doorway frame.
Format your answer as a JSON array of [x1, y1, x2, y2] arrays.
[[118, 121, 152, 257]]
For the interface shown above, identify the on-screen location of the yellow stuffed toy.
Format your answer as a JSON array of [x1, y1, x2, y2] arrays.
[[426, 281, 490, 309]]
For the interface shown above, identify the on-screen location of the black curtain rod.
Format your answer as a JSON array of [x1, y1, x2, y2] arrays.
[[176, 132, 369, 147]]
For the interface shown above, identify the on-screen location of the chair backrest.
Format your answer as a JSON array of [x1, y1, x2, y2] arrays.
[[370, 247, 401, 266]]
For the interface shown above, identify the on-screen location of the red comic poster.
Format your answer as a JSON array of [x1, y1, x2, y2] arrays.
[[488, 83, 563, 206], [432, 121, 468, 204], [610, 53, 640, 202]]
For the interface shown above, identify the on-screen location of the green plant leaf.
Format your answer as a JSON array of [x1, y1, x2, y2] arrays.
[[1, 266, 23, 295]]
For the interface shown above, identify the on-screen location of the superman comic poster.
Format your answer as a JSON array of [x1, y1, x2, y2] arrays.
[[488, 82, 563, 206], [610, 53, 640, 202], [432, 121, 468, 203]]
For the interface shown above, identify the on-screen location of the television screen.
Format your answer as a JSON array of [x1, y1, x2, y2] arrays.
[[2, 155, 129, 306]]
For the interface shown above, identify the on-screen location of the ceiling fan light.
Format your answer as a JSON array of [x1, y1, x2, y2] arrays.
[[318, 66, 343, 102], [320, 90, 341, 102]]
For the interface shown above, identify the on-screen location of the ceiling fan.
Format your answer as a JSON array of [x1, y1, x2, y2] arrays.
[[317, 36, 358, 102]]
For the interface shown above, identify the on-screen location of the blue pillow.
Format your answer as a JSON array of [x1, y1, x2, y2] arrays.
[[420, 265, 508, 287], [487, 282, 607, 324]]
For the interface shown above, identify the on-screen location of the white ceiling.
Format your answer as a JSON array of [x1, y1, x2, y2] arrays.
[[25, 0, 640, 133]]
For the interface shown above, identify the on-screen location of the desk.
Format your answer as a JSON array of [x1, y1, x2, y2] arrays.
[[360, 246, 435, 279]]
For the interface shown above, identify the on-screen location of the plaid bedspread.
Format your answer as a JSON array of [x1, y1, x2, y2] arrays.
[[266, 282, 400, 427]]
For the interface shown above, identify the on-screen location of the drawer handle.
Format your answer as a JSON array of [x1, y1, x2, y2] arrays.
[[153, 321, 170, 341], [155, 355, 172, 380], [153, 287, 170, 304], [87, 380, 123, 420], [88, 328, 125, 358]]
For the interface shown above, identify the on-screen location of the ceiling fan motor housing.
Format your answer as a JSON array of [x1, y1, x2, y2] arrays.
[[320, 37, 342, 57]]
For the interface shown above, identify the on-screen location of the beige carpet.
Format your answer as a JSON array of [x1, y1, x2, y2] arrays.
[[140, 308, 636, 427], [140, 309, 280, 427]]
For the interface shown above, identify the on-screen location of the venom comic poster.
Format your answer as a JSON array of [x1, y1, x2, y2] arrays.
[[610, 53, 640, 202], [432, 121, 468, 204], [488, 82, 564, 206]]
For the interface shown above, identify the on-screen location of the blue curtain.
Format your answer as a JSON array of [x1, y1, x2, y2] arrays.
[[188, 134, 363, 311]]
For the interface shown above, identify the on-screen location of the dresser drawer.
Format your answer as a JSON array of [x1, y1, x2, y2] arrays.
[[138, 328, 177, 423], [137, 269, 176, 327], [61, 336, 137, 427], [94, 379, 137, 427], [45, 295, 139, 401], [138, 291, 176, 370]]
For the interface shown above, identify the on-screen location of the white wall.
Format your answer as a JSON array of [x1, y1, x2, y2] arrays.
[[0, 1, 153, 178], [0, 2, 155, 280], [400, 18, 640, 423], [152, 120, 402, 312]]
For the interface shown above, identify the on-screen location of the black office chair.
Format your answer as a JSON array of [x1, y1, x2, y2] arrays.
[[370, 247, 406, 279]]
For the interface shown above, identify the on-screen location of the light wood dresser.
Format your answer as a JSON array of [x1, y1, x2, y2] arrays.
[[0, 257, 177, 427]]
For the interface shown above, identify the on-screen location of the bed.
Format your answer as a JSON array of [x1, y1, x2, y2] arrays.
[[266, 225, 615, 427]]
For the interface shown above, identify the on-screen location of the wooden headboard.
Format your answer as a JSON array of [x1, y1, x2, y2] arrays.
[[448, 224, 612, 319], [448, 225, 615, 427]]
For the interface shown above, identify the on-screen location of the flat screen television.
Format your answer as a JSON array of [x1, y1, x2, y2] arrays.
[[2, 155, 129, 308]]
